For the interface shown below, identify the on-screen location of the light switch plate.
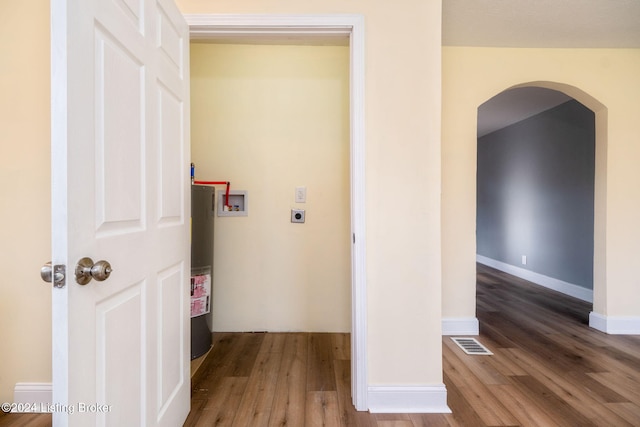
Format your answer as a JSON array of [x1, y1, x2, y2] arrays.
[[295, 186, 306, 203]]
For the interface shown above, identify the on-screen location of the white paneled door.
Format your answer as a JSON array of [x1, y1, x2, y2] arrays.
[[50, 0, 190, 425]]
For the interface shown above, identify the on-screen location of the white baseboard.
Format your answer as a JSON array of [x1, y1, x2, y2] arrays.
[[477, 255, 593, 303], [442, 317, 479, 336], [589, 312, 640, 335], [367, 384, 451, 413], [13, 383, 52, 412]]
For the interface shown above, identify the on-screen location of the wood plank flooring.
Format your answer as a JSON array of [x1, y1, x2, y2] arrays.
[[465, 264, 640, 427], [3, 263, 640, 426], [186, 263, 640, 426]]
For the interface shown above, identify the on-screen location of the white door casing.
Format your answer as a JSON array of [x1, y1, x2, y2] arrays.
[[51, 0, 190, 425], [184, 14, 367, 410]]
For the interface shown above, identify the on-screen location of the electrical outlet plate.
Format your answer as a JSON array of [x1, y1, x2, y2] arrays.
[[291, 209, 305, 223]]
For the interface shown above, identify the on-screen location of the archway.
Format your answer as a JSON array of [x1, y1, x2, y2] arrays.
[[483, 82, 607, 326], [442, 47, 640, 339], [475, 84, 601, 316]]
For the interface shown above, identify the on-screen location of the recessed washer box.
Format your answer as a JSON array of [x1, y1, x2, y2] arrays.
[[218, 191, 248, 217], [291, 209, 305, 223]]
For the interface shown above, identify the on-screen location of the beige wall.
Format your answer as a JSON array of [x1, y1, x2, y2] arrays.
[[0, 1, 52, 403], [1, 0, 445, 401], [442, 47, 640, 321], [179, 0, 444, 386], [190, 43, 351, 332], [10, 0, 639, 410]]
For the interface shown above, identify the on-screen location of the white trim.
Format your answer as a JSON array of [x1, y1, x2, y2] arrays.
[[50, 0, 70, 423], [477, 255, 593, 303], [13, 383, 53, 411], [183, 13, 368, 411], [347, 15, 368, 412], [187, 13, 361, 37], [442, 317, 479, 336], [367, 385, 451, 413], [589, 312, 640, 335]]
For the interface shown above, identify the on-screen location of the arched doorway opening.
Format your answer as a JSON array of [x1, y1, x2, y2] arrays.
[[476, 82, 607, 326]]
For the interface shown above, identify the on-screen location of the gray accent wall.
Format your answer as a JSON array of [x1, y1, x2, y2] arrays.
[[477, 100, 595, 289]]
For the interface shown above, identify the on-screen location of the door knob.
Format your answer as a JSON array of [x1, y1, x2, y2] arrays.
[[41, 262, 66, 288], [75, 257, 113, 285]]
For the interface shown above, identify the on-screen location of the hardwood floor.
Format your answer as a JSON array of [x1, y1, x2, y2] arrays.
[[186, 263, 640, 426], [0, 412, 51, 427], [3, 263, 640, 426], [443, 264, 640, 427]]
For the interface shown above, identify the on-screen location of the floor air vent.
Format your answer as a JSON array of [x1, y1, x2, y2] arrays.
[[451, 337, 493, 355]]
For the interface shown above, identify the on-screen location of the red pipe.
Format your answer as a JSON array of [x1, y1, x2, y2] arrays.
[[193, 180, 231, 209]]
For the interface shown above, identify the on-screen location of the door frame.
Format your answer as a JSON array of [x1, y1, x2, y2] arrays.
[[183, 14, 368, 410]]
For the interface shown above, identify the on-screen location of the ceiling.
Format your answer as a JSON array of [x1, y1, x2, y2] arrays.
[[477, 88, 572, 137], [443, 0, 640, 135], [443, 0, 640, 48]]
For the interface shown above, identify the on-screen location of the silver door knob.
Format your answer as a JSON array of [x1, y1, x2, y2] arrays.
[[75, 257, 113, 285], [41, 262, 66, 288]]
